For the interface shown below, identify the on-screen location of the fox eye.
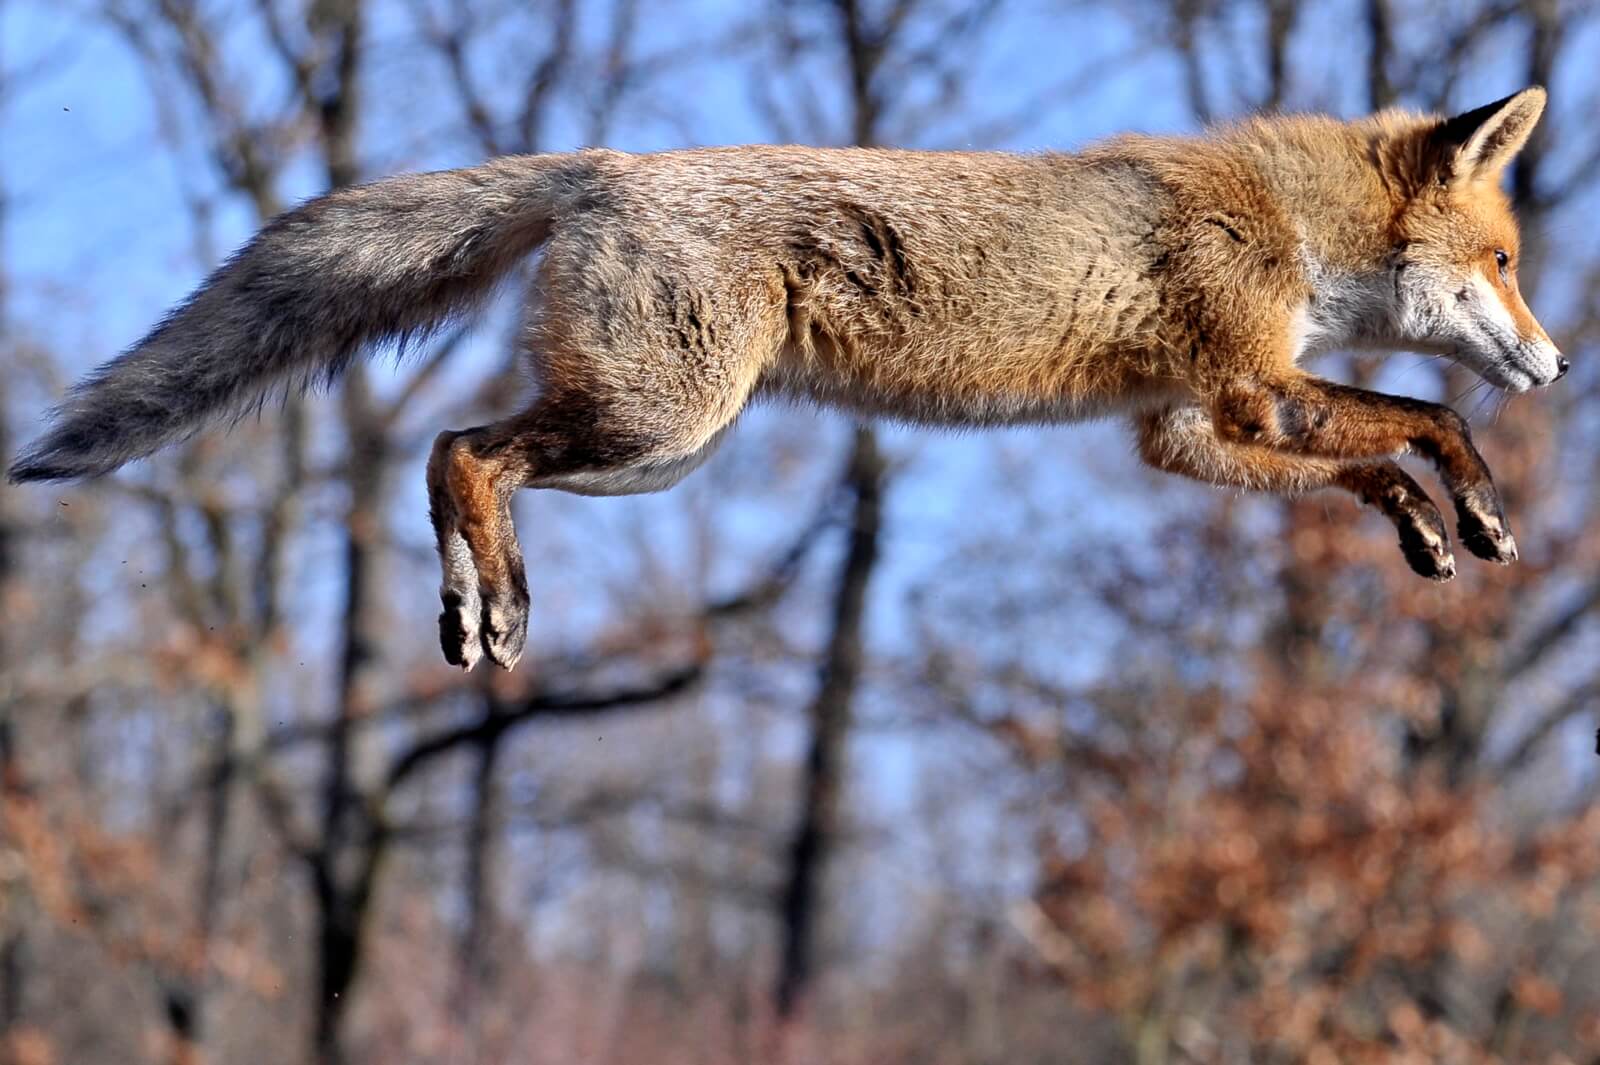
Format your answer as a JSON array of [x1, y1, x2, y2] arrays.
[[1494, 248, 1511, 284]]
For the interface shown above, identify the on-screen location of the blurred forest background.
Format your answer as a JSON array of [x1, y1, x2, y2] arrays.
[[4, 0, 1600, 1062]]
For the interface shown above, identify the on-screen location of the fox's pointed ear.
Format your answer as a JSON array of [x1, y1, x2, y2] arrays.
[[1433, 86, 1546, 186]]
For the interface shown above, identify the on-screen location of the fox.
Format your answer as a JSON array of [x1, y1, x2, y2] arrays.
[[8, 88, 1565, 671]]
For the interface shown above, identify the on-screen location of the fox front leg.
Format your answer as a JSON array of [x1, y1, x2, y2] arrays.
[[1137, 405, 1456, 580], [1334, 464, 1456, 581], [1211, 376, 1517, 567]]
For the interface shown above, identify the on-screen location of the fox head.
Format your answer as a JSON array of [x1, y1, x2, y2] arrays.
[[1379, 87, 1565, 392]]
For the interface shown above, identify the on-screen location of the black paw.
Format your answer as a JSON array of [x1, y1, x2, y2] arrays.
[[439, 589, 483, 671], [1456, 498, 1518, 566], [1397, 508, 1456, 582]]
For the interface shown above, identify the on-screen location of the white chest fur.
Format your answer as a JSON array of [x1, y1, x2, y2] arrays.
[[1290, 246, 1399, 361]]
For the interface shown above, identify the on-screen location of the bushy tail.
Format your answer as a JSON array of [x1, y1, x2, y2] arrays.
[[9, 153, 579, 482]]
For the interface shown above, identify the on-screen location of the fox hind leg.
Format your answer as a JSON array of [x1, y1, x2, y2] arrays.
[[430, 248, 784, 669], [433, 423, 533, 671], [428, 430, 488, 670], [431, 386, 754, 670]]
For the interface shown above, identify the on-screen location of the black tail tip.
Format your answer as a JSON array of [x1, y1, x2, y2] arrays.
[[7, 452, 95, 484], [9, 461, 61, 485]]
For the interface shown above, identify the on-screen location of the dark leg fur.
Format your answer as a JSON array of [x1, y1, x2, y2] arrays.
[[1137, 405, 1458, 581], [1212, 376, 1517, 566], [1335, 463, 1455, 581], [428, 431, 486, 670], [433, 426, 531, 671]]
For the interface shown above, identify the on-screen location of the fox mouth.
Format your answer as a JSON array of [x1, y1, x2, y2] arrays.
[[1444, 346, 1544, 393], [1489, 365, 1536, 393], [1469, 356, 1536, 393]]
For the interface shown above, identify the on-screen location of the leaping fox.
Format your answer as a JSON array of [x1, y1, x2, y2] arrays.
[[9, 88, 1564, 671]]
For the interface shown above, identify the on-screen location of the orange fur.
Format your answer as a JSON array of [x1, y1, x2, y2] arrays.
[[425, 89, 1562, 667], [11, 83, 1563, 670]]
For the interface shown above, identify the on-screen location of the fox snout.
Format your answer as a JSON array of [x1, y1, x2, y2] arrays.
[[1506, 308, 1566, 390], [1526, 342, 1568, 389], [1481, 337, 1565, 393], [1538, 344, 1572, 384], [1428, 272, 1567, 392], [1503, 288, 1567, 390]]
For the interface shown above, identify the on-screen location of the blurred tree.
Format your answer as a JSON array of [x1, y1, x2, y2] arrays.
[[902, 1, 1600, 1061], [3, 0, 1600, 1062]]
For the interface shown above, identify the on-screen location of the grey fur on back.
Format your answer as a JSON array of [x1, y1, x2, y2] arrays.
[[8, 153, 580, 482]]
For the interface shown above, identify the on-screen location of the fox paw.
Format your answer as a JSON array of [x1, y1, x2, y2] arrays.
[[439, 588, 484, 671], [1456, 499, 1518, 566], [1398, 510, 1456, 582], [479, 589, 529, 671]]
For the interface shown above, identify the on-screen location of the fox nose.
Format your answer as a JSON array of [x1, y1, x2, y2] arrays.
[[1556, 355, 1570, 380]]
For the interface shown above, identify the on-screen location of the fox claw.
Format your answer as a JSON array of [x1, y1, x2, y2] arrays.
[[1403, 542, 1456, 582]]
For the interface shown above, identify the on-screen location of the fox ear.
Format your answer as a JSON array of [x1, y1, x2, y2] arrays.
[[1433, 87, 1546, 186]]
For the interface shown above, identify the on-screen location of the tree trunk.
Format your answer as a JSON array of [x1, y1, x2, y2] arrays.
[[774, 427, 884, 1019]]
